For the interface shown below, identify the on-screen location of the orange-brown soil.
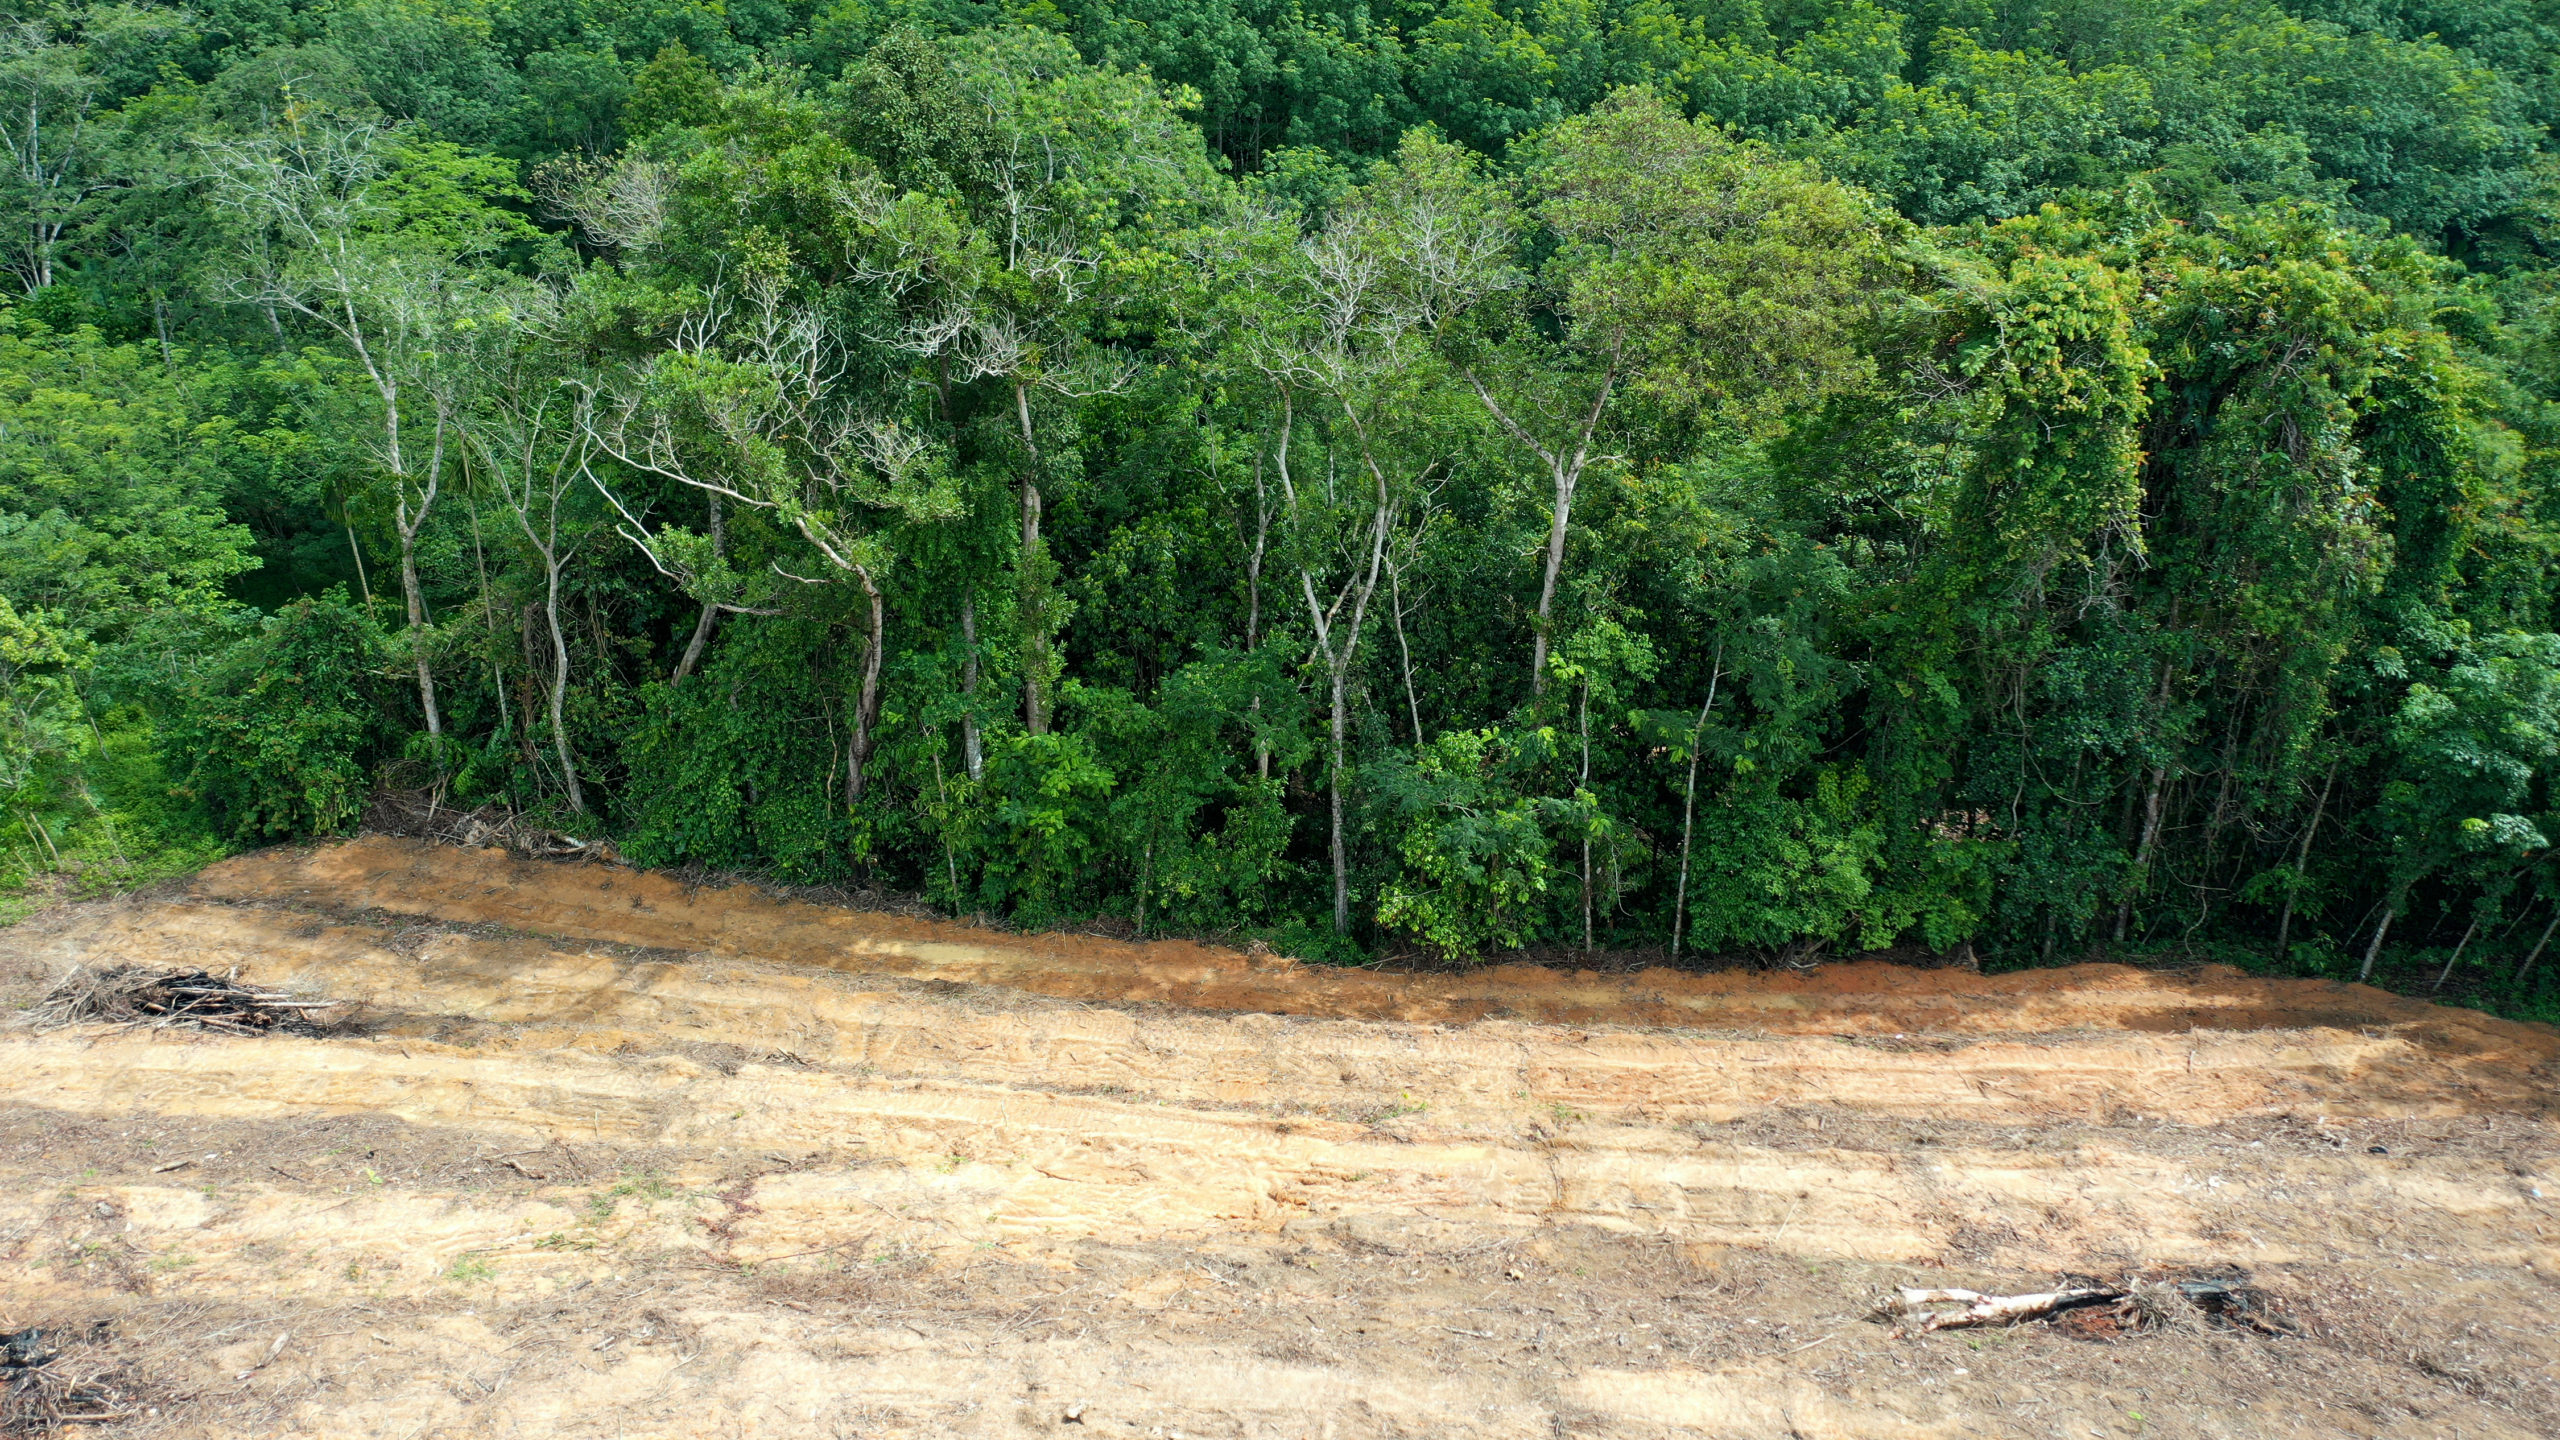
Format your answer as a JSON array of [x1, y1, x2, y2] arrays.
[[2, 836, 2555, 1438]]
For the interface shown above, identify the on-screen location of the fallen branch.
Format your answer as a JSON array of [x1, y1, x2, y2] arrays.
[[1873, 1270, 2292, 1339], [1880, 1286, 2121, 1331]]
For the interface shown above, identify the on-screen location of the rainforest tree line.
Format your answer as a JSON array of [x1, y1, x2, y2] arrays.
[[10, 0, 2560, 1009]]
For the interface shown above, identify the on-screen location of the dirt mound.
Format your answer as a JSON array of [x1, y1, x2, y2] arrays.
[[1, 838, 2555, 1439], [189, 837, 2560, 1042]]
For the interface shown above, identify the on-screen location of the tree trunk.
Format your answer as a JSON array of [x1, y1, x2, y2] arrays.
[[397, 417, 447, 737], [2515, 903, 2560, 984], [2115, 763, 2167, 942], [2115, 637, 2179, 942], [2274, 761, 2337, 962], [1015, 381, 1048, 736], [346, 523, 372, 605], [1313, 492, 1392, 940], [1329, 661, 1350, 934], [847, 567, 884, 802], [2191, 707, 2247, 928], [542, 559, 586, 814], [959, 588, 983, 781], [1462, 365, 1613, 700], [517, 603, 544, 773], [674, 603, 720, 685], [1528, 460, 1575, 697], [1392, 561, 1423, 747], [673, 492, 723, 684], [1247, 453, 1271, 780], [1286, 397, 1395, 937], [1137, 841, 1152, 939], [2357, 896, 2397, 983], [468, 493, 508, 740], [1579, 681, 1593, 953], [1670, 643, 1725, 958], [2433, 910, 2481, 991], [402, 531, 442, 736]]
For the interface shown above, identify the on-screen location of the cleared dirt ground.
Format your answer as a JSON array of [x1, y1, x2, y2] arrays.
[[3, 836, 2557, 1439]]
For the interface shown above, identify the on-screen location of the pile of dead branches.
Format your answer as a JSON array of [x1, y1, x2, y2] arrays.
[[2, 1326, 134, 1435], [18, 966, 338, 1036], [365, 789, 610, 858]]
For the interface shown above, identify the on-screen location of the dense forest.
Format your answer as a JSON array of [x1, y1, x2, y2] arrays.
[[9, 0, 2560, 1012]]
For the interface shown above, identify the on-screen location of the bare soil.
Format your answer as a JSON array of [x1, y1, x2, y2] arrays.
[[2, 835, 2556, 1438]]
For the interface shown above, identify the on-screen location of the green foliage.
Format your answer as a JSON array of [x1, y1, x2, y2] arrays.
[[2372, 625, 2560, 906], [15, 0, 2560, 1019], [1373, 729, 1563, 958], [1520, 85, 1895, 423], [0, 313, 252, 910], [167, 593, 401, 841], [620, 619, 858, 883], [0, 316, 258, 639], [624, 42, 721, 137], [946, 729, 1116, 920], [1079, 656, 1303, 931]]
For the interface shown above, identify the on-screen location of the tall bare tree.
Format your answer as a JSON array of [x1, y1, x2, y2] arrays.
[[1395, 93, 1889, 696], [0, 14, 151, 294], [204, 111, 529, 740], [585, 286, 962, 803], [1228, 174, 1464, 933], [467, 351, 598, 814]]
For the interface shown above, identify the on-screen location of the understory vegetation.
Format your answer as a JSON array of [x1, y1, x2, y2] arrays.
[[9, 0, 2560, 1017]]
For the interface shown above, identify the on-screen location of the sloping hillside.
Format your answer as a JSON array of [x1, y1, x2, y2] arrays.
[[3, 839, 2556, 1438]]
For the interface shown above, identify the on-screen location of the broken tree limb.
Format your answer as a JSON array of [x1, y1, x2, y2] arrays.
[[1882, 1286, 2122, 1331]]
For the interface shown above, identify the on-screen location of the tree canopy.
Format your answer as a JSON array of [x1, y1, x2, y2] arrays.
[[10, 0, 2560, 1016]]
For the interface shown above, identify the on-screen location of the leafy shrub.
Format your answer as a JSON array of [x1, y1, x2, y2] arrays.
[[167, 594, 402, 841], [1680, 761, 1888, 954], [946, 730, 1116, 921], [620, 618, 857, 883], [1373, 729, 1565, 959], [1077, 657, 1304, 933]]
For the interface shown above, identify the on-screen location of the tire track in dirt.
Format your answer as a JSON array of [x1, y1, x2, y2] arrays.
[[10, 1026, 2546, 1275]]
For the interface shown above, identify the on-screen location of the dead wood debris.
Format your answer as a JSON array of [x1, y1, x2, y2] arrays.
[[18, 966, 338, 1036], [2, 1325, 136, 1435], [2172, 1275, 2299, 1336], [1880, 1286, 2121, 1332], [364, 789, 609, 858], [1874, 1270, 2295, 1339]]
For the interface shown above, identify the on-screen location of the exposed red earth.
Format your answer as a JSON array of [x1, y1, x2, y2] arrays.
[[4, 836, 2555, 1437]]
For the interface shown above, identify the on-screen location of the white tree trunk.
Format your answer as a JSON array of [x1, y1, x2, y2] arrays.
[[1670, 643, 1724, 958], [959, 589, 983, 781], [1016, 381, 1048, 736], [543, 556, 585, 815]]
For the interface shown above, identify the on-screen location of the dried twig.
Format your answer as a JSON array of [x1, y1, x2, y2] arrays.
[[2, 1327, 141, 1434]]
